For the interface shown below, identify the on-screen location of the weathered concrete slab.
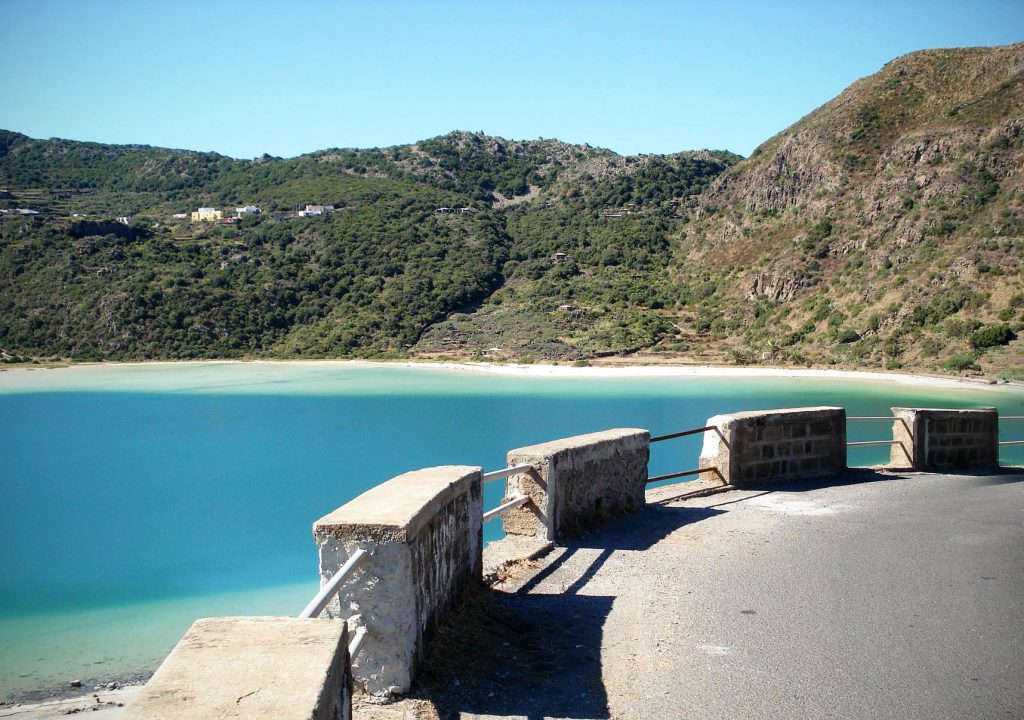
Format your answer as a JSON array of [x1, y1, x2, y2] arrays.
[[700, 406, 846, 486], [504, 428, 649, 541], [314, 465, 483, 544], [122, 617, 350, 720], [313, 465, 482, 696]]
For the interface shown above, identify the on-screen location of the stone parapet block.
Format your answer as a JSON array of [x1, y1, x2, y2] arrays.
[[504, 428, 649, 541], [123, 616, 351, 720], [700, 407, 846, 486], [891, 407, 998, 471], [311, 465, 482, 696]]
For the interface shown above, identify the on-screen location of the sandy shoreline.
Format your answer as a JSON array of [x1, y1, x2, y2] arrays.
[[394, 359, 1019, 391], [0, 685, 140, 719], [3, 357, 1020, 395]]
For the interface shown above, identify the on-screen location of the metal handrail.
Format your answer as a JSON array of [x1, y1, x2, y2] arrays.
[[650, 426, 714, 443], [648, 426, 719, 483], [299, 548, 369, 619], [848, 417, 897, 450], [481, 464, 533, 524], [482, 464, 533, 483], [999, 416, 1023, 447], [483, 495, 529, 523], [647, 467, 718, 484], [348, 627, 368, 661]]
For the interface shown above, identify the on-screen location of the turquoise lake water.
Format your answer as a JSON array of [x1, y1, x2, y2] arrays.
[[1, 362, 1022, 698]]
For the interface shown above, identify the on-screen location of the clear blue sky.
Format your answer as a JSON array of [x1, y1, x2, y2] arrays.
[[1, 0, 1021, 159]]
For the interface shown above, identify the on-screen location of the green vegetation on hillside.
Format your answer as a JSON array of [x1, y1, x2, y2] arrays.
[[0, 129, 736, 362], [2, 42, 1023, 378], [0, 185, 508, 359]]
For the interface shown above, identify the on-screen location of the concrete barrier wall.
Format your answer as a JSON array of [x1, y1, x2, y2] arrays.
[[123, 617, 352, 720], [699, 407, 846, 486], [891, 408, 998, 470], [312, 465, 482, 696], [503, 429, 649, 541]]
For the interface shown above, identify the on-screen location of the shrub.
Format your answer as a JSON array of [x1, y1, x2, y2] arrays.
[[726, 348, 752, 365], [942, 354, 980, 372], [827, 311, 847, 330], [920, 335, 944, 357], [969, 324, 1014, 349], [944, 318, 982, 338]]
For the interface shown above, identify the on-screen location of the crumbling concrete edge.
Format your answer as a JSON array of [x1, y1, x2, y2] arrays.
[[481, 537, 556, 585]]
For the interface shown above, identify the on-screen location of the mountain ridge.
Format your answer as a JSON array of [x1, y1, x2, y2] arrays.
[[1, 42, 1022, 377], [666, 40, 1023, 376]]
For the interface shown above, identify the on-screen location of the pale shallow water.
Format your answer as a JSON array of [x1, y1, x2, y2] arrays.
[[1, 362, 1021, 699]]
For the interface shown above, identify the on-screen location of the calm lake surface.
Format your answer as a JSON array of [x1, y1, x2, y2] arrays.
[[1, 362, 1022, 698]]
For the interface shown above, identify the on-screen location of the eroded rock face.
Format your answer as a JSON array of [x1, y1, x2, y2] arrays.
[[735, 132, 845, 215], [745, 270, 807, 302]]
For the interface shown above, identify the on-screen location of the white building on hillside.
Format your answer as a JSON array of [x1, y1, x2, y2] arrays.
[[191, 207, 222, 222], [302, 204, 334, 216]]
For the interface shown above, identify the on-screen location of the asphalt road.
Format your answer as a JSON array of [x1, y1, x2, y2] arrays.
[[397, 469, 1024, 720]]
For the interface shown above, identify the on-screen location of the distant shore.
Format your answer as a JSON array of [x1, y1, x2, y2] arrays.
[[392, 359, 1020, 392], [1, 357, 1021, 395]]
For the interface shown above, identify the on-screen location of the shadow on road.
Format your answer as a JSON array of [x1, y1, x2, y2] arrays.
[[408, 503, 725, 719], [738, 466, 1024, 494], [953, 466, 1024, 486], [416, 589, 614, 719], [565, 503, 725, 552]]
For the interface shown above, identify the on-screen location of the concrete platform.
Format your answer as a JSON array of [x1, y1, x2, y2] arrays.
[[392, 469, 1024, 719], [122, 617, 350, 720]]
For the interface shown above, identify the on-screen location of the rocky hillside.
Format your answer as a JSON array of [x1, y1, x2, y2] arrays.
[[0, 129, 734, 361], [414, 44, 1023, 378], [1, 42, 1022, 376], [411, 149, 739, 359], [666, 42, 1024, 377]]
